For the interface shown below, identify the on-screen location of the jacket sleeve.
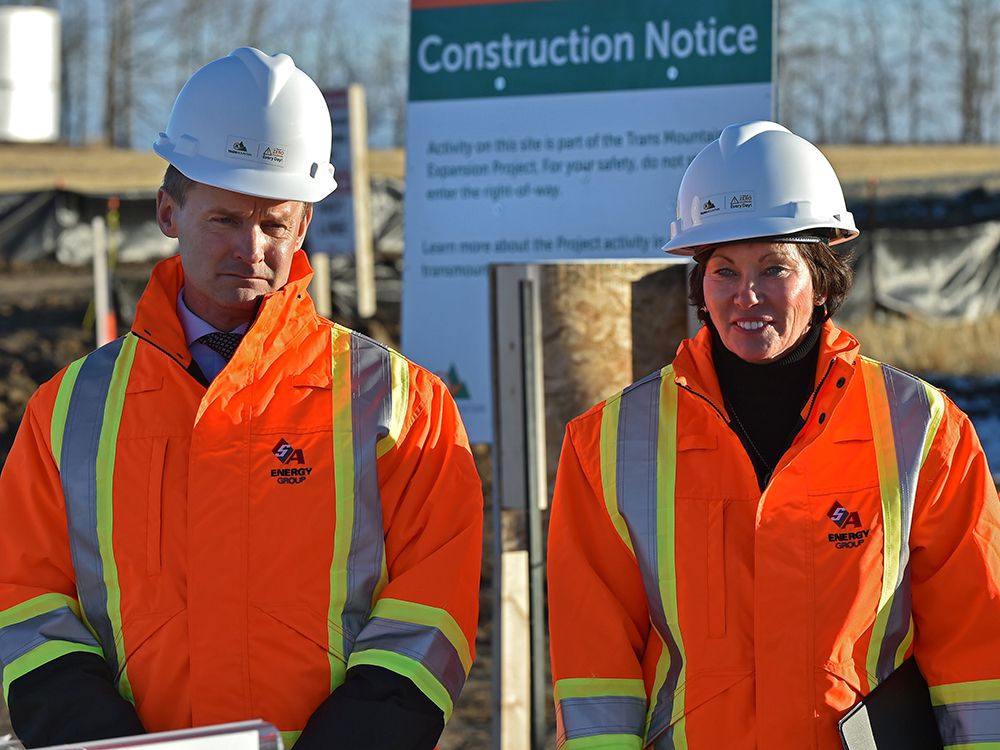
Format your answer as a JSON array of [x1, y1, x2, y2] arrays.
[[910, 399, 1000, 749], [0, 385, 145, 745], [301, 361, 483, 745], [547, 417, 652, 750]]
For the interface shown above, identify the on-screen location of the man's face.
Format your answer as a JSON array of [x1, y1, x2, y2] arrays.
[[156, 182, 311, 330]]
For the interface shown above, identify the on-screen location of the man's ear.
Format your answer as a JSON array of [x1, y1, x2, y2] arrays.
[[156, 188, 179, 238]]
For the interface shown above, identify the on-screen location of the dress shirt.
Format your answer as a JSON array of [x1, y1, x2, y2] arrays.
[[176, 289, 248, 381]]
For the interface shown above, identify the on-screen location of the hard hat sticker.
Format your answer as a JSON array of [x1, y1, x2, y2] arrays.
[[700, 198, 720, 215], [227, 139, 253, 159], [700, 191, 754, 217], [728, 192, 754, 210], [261, 145, 286, 166], [225, 136, 288, 168]]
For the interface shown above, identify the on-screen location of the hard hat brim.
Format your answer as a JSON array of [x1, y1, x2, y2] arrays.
[[154, 143, 337, 203], [661, 216, 859, 256]]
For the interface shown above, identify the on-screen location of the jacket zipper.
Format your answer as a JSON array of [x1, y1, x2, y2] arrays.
[[676, 357, 836, 489]]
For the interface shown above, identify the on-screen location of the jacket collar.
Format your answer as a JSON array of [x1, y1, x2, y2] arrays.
[[671, 320, 862, 416], [132, 249, 317, 373]]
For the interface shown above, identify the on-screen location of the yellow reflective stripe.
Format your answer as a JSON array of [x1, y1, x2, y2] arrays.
[[599, 394, 634, 555], [931, 679, 1000, 705], [672, 715, 690, 750], [51, 357, 85, 471], [555, 677, 646, 702], [376, 349, 409, 458], [562, 736, 642, 750], [0, 593, 81, 628], [945, 744, 1000, 750], [369, 597, 472, 674], [920, 384, 946, 468], [280, 731, 302, 747], [2, 639, 104, 701], [95, 334, 137, 702], [348, 648, 454, 720], [861, 358, 902, 690], [328, 326, 354, 690], [646, 367, 687, 747], [894, 617, 915, 673]]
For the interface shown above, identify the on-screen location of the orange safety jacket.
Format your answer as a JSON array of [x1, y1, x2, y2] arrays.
[[548, 322, 1000, 750], [0, 252, 483, 745]]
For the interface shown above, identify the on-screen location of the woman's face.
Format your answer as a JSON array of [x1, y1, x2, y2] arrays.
[[702, 241, 823, 363]]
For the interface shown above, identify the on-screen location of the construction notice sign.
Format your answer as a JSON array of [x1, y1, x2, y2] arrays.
[[402, 0, 774, 442]]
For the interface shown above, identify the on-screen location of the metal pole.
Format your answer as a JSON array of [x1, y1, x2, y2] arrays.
[[491, 265, 549, 750], [309, 251, 332, 318], [348, 84, 376, 320], [92, 215, 113, 346], [519, 277, 548, 750]]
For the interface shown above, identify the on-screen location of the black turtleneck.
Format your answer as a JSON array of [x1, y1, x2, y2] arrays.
[[711, 322, 822, 489]]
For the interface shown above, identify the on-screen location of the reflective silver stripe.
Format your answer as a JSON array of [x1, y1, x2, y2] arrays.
[[59, 336, 124, 673], [615, 371, 683, 742], [934, 702, 1000, 745], [341, 333, 393, 650], [558, 695, 646, 741], [0, 607, 100, 666], [877, 364, 933, 680], [352, 617, 466, 705]]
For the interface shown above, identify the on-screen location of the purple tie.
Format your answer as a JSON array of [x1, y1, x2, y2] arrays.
[[196, 332, 243, 361]]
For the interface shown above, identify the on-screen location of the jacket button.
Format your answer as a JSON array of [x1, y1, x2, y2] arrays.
[[836, 377, 846, 388], [819, 412, 827, 424]]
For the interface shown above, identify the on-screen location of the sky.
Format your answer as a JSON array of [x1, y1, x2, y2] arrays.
[[1, 0, 994, 148]]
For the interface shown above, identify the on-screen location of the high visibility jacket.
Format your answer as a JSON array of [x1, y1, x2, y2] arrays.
[[548, 322, 1000, 750], [0, 252, 483, 745]]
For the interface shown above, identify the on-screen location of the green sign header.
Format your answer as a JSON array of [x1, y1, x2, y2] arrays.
[[409, 0, 773, 101]]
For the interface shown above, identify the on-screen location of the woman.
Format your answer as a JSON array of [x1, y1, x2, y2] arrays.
[[547, 121, 1000, 750]]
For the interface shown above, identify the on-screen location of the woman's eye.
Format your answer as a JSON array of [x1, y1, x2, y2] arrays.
[[765, 266, 788, 276], [714, 267, 737, 277]]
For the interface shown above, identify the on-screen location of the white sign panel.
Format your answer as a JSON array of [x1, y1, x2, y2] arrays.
[[403, 0, 774, 441]]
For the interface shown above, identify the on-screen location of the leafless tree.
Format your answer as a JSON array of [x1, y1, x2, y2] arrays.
[[57, 0, 90, 143], [862, 2, 894, 143], [905, 0, 926, 142]]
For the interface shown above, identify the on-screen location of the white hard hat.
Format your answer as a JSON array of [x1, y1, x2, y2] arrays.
[[662, 120, 858, 256], [153, 47, 337, 203]]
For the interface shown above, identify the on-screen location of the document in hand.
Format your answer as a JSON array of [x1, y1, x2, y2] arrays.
[[839, 658, 943, 750], [35, 721, 282, 750]]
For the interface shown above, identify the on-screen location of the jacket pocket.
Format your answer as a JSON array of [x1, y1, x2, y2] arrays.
[[116, 607, 184, 679], [820, 658, 866, 715], [145, 437, 168, 576], [254, 605, 348, 663], [646, 670, 752, 745], [706, 499, 726, 638]]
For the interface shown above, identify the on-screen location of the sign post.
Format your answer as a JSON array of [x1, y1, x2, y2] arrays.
[[309, 85, 376, 320]]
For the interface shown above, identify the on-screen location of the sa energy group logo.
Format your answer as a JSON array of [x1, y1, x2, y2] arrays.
[[826, 501, 869, 549], [271, 438, 312, 485]]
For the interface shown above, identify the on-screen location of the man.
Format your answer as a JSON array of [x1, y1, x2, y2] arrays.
[[0, 47, 483, 749]]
